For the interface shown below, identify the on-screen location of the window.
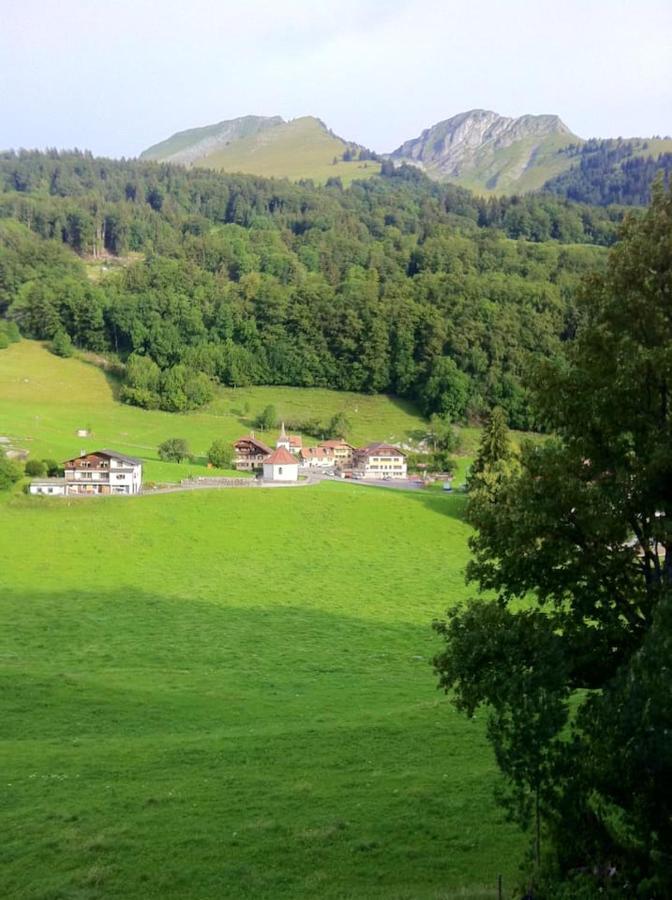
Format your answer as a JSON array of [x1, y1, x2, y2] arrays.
[[278, 467, 283, 475]]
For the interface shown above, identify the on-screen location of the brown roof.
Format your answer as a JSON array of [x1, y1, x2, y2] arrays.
[[289, 435, 302, 447], [264, 447, 296, 465], [357, 443, 407, 457], [318, 440, 353, 450], [234, 435, 272, 454], [62, 449, 142, 466]]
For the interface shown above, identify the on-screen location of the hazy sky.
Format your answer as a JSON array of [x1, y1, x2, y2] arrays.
[[1, 0, 670, 157]]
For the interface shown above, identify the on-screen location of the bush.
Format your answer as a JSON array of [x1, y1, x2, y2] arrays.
[[0, 454, 23, 491], [253, 404, 277, 431], [43, 459, 62, 477], [207, 440, 234, 469], [25, 459, 47, 477], [0, 332, 9, 350], [158, 438, 190, 463], [51, 328, 74, 358]]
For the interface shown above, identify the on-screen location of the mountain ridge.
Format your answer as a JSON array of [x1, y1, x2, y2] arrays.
[[139, 109, 672, 200]]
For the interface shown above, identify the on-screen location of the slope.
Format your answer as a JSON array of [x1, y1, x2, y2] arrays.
[[142, 115, 380, 185], [389, 108, 580, 194]]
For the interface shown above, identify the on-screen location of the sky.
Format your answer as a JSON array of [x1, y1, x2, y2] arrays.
[[1, 0, 670, 158]]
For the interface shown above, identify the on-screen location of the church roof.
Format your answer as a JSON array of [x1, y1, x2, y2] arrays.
[[264, 447, 296, 466]]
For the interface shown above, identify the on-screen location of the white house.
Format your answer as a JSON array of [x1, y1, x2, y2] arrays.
[[354, 443, 407, 479], [29, 449, 143, 496], [63, 449, 142, 495], [298, 446, 335, 469], [29, 478, 67, 497], [263, 447, 299, 482]]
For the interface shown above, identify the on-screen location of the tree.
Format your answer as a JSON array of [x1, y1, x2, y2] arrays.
[[325, 411, 351, 439], [0, 454, 22, 491], [253, 405, 277, 431], [434, 184, 672, 895], [427, 413, 460, 453], [207, 439, 234, 469], [24, 459, 47, 477], [466, 406, 513, 493], [158, 438, 190, 463], [43, 459, 61, 477], [50, 328, 74, 358]]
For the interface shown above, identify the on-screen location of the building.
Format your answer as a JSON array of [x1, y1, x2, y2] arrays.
[[318, 440, 354, 468], [299, 446, 335, 469], [276, 423, 302, 454], [29, 478, 67, 497], [354, 443, 407, 479], [64, 449, 143, 495], [263, 447, 299, 482], [31, 449, 143, 496], [234, 435, 271, 471]]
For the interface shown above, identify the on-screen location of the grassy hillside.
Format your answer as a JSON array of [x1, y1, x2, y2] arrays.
[[199, 116, 380, 185], [0, 341, 426, 482], [0, 475, 523, 899]]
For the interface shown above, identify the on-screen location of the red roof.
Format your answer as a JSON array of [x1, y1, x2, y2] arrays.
[[264, 447, 296, 465], [289, 435, 302, 447]]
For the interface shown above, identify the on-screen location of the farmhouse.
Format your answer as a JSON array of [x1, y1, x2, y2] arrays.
[[30, 449, 143, 496], [263, 447, 298, 482], [354, 443, 407, 479], [234, 435, 271, 471]]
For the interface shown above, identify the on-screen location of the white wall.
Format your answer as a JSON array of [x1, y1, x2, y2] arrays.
[[263, 462, 299, 482]]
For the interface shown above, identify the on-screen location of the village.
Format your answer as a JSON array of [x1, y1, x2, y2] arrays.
[[26, 424, 411, 497]]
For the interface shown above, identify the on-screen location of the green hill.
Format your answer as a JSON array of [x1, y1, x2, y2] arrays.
[[141, 115, 380, 185]]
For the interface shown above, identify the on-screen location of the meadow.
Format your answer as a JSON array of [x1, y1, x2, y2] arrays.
[[0, 340, 527, 898], [0, 482, 523, 900]]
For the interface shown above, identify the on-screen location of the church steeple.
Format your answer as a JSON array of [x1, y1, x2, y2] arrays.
[[276, 422, 290, 450]]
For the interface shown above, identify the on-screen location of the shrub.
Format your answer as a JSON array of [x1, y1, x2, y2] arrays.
[[207, 440, 234, 469], [0, 454, 23, 491], [25, 459, 47, 477], [158, 438, 190, 463], [51, 328, 74, 358]]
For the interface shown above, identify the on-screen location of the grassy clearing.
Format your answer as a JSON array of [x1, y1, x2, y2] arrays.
[[0, 482, 523, 898], [0, 341, 426, 482]]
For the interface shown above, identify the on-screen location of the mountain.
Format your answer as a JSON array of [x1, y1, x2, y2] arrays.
[[141, 115, 380, 184], [389, 109, 581, 193]]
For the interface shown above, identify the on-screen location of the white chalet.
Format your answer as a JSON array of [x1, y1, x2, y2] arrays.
[[30, 449, 143, 496], [354, 443, 407, 479]]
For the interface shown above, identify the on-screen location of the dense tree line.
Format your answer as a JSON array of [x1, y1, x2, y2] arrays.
[[0, 151, 624, 426], [543, 138, 672, 206]]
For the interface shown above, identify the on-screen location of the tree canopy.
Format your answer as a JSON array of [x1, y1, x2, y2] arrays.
[[434, 183, 672, 895]]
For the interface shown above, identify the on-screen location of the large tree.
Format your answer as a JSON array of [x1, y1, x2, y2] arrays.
[[434, 183, 672, 896]]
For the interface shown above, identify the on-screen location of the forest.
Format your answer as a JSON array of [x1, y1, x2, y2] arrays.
[[543, 138, 672, 206], [0, 151, 627, 427]]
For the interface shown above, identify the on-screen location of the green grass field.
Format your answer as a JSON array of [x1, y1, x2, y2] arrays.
[[0, 483, 523, 899], [0, 341, 427, 483], [0, 339, 526, 898]]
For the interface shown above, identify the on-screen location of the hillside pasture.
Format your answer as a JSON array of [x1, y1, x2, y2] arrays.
[[0, 481, 523, 899]]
